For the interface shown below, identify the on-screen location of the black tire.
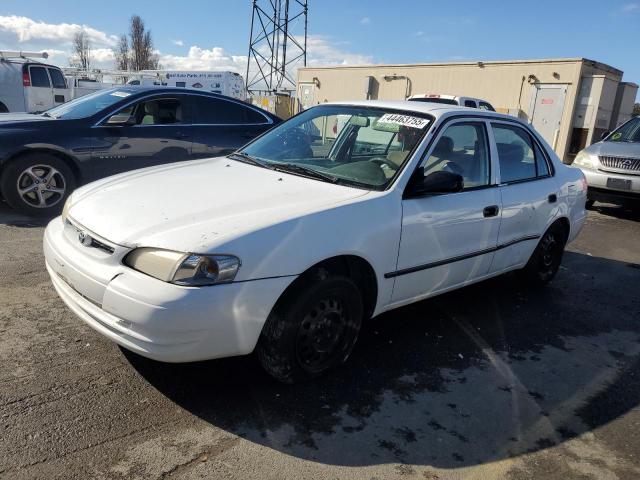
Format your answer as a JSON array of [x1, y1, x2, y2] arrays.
[[257, 272, 363, 384], [0, 103, 8, 113], [585, 198, 595, 210], [519, 222, 567, 286], [0, 153, 76, 217]]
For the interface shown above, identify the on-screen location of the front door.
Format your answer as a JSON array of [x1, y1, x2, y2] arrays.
[[529, 84, 567, 148], [91, 95, 192, 178], [391, 119, 501, 304]]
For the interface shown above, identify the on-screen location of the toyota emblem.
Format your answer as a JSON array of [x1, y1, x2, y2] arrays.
[[622, 159, 632, 168], [78, 231, 92, 247]]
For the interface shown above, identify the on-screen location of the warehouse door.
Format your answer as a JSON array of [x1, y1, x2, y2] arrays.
[[298, 83, 316, 110], [529, 84, 567, 148]]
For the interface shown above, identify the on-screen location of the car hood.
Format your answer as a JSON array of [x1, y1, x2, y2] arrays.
[[68, 157, 370, 251], [584, 140, 640, 158]]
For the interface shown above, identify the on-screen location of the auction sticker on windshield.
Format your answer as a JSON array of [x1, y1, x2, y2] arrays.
[[377, 113, 429, 129], [110, 91, 132, 98]]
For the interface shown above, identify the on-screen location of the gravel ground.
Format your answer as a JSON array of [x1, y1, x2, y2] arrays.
[[1, 201, 639, 480]]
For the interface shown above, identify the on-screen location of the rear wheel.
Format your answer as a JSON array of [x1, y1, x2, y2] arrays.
[[520, 222, 567, 285], [1, 153, 76, 217], [257, 273, 363, 383]]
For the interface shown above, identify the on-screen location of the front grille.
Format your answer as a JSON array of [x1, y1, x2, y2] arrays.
[[65, 219, 115, 255], [599, 155, 640, 173]]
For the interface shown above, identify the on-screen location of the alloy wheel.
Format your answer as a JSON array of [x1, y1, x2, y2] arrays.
[[16, 164, 67, 209]]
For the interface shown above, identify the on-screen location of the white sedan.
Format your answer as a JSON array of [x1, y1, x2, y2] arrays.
[[44, 101, 588, 383]]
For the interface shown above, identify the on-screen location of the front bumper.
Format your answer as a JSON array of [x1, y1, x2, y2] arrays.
[[579, 167, 640, 204], [44, 216, 295, 363]]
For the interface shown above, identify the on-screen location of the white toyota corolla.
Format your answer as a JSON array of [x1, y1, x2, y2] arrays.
[[44, 101, 588, 383]]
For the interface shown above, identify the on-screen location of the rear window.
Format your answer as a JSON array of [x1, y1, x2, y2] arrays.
[[192, 96, 267, 124], [409, 97, 458, 106], [48, 68, 67, 89], [29, 67, 50, 88]]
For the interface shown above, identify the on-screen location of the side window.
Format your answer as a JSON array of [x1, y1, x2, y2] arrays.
[[464, 100, 476, 108], [244, 107, 269, 124], [29, 67, 51, 88], [48, 69, 67, 89], [176, 82, 186, 87], [422, 122, 490, 189], [492, 124, 537, 182], [192, 96, 260, 124], [534, 140, 550, 176], [136, 98, 183, 125], [479, 101, 495, 112]]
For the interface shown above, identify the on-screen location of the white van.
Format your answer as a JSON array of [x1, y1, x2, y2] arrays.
[[408, 93, 495, 111], [0, 51, 70, 113], [127, 70, 246, 100]]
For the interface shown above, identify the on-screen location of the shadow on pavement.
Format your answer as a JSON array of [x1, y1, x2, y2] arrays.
[[126, 251, 640, 468], [0, 201, 52, 228], [590, 202, 640, 222]]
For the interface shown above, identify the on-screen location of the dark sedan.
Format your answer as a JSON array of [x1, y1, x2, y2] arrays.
[[0, 87, 280, 215]]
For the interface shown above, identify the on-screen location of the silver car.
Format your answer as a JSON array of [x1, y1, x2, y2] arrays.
[[573, 116, 640, 208]]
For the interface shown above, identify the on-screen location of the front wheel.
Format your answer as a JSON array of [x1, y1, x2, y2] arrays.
[[257, 273, 363, 383], [519, 223, 567, 285], [1, 153, 76, 217]]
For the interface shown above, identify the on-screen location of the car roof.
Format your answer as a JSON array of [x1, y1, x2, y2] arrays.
[[323, 99, 518, 123]]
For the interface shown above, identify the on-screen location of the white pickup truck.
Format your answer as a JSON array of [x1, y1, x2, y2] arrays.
[[408, 93, 495, 111]]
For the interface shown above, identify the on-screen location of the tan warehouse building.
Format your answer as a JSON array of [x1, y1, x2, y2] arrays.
[[297, 58, 638, 162]]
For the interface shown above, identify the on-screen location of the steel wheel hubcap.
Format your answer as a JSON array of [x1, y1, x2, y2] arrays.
[[540, 233, 557, 268], [296, 298, 347, 371], [17, 165, 66, 208]]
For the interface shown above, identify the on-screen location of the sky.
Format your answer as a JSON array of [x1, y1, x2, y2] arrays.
[[1, 0, 639, 99]]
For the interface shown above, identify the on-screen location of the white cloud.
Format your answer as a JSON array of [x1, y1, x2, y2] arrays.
[[0, 15, 373, 87], [0, 15, 117, 48], [360, 17, 371, 25], [621, 2, 640, 12], [159, 46, 247, 72]]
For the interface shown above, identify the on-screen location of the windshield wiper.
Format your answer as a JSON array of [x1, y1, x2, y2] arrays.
[[272, 163, 339, 183], [40, 112, 52, 118], [228, 152, 273, 169]]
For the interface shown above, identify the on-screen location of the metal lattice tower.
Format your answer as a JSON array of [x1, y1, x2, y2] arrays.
[[246, 0, 308, 94]]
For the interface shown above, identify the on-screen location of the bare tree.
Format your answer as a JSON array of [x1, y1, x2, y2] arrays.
[[71, 30, 91, 69], [128, 15, 158, 71], [114, 34, 129, 71]]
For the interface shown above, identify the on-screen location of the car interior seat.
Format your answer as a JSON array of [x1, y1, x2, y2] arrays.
[[141, 101, 160, 125], [497, 142, 533, 182]]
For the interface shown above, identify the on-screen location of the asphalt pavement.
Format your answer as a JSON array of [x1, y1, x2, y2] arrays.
[[1, 201, 639, 480]]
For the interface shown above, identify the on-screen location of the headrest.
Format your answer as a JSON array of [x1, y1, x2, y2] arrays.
[[433, 136, 454, 156], [144, 101, 160, 115], [497, 143, 524, 163]]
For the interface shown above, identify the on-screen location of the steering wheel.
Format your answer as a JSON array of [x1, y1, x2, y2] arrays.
[[370, 157, 399, 171], [277, 127, 313, 158]]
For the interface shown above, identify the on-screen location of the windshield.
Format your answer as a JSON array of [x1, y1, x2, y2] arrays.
[[44, 89, 135, 120], [239, 105, 432, 189], [606, 117, 640, 143]]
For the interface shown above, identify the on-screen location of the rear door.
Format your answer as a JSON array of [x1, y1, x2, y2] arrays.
[[25, 65, 54, 112], [47, 68, 69, 106], [188, 95, 274, 159], [489, 121, 558, 272]]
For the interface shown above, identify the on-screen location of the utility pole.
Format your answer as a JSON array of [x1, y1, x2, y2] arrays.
[[246, 0, 308, 95]]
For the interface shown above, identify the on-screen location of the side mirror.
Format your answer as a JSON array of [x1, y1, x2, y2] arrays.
[[601, 130, 611, 140], [106, 113, 135, 126], [405, 169, 464, 197]]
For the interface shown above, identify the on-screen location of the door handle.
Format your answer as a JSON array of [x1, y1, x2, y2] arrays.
[[483, 205, 499, 218], [548, 193, 557, 203]]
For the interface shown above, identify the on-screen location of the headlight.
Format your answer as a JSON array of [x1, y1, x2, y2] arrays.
[[573, 151, 599, 170], [124, 248, 241, 286]]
